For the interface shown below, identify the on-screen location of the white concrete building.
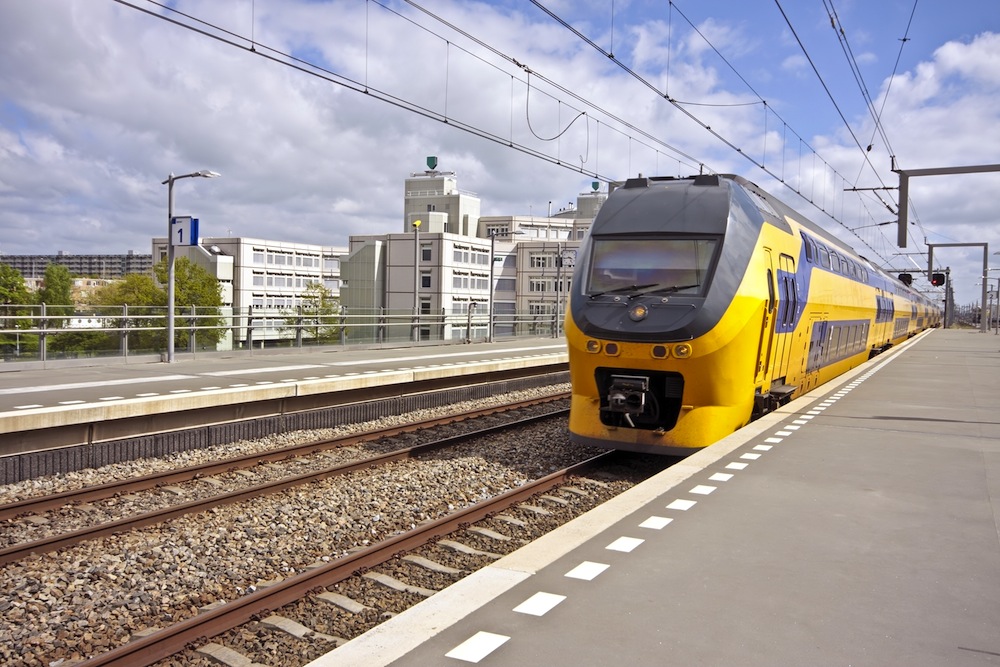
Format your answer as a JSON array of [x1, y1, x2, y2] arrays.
[[340, 161, 603, 342], [153, 236, 346, 349]]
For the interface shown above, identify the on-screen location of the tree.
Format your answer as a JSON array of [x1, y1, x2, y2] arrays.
[[84, 273, 165, 354], [152, 257, 225, 350], [0, 263, 29, 306], [36, 263, 75, 323], [0, 263, 31, 358], [282, 281, 342, 344], [86, 259, 225, 353]]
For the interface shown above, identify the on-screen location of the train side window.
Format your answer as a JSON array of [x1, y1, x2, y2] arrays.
[[803, 238, 814, 262], [818, 246, 831, 269]]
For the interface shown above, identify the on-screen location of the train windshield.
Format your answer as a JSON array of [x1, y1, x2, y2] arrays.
[[586, 237, 717, 296]]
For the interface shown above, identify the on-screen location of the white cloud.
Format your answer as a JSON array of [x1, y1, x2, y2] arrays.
[[0, 1, 997, 307]]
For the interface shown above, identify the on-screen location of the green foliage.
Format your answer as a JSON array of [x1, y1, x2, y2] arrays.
[[36, 264, 75, 323], [85, 258, 226, 353], [0, 263, 31, 357], [153, 257, 224, 310], [89, 273, 165, 308], [0, 263, 30, 307], [281, 281, 342, 344]]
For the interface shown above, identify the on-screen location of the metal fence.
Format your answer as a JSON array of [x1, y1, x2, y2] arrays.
[[0, 304, 564, 363]]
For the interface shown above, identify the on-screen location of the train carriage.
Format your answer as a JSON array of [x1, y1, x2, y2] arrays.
[[566, 173, 940, 454]]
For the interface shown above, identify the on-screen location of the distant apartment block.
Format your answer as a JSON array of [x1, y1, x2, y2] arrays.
[[0, 250, 152, 279]]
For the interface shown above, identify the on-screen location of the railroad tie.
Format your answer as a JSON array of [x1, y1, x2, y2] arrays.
[[465, 526, 511, 541], [363, 571, 437, 598], [516, 505, 551, 516], [402, 554, 463, 575], [195, 642, 268, 667], [314, 591, 372, 614], [259, 614, 344, 645], [437, 539, 502, 560]]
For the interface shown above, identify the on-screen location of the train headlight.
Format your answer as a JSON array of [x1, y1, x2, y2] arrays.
[[628, 303, 648, 322], [673, 343, 693, 359], [586, 339, 601, 353], [651, 345, 669, 359]]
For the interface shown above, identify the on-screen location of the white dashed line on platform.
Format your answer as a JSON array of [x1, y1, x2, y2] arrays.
[[666, 499, 697, 511], [606, 536, 644, 552], [444, 631, 510, 663], [513, 592, 566, 616], [565, 561, 609, 580], [639, 516, 673, 529]]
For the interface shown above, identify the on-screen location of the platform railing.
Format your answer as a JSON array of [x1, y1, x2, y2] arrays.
[[0, 304, 563, 365]]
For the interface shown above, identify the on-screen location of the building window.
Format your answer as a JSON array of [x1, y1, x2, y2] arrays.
[[530, 253, 554, 268], [421, 272, 432, 289], [529, 278, 552, 292], [421, 245, 432, 262]]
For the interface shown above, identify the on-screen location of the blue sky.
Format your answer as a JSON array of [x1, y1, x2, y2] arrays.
[[1, 0, 999, 304]]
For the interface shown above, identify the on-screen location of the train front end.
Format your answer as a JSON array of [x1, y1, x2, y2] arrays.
[[566, 175, 765, 454]]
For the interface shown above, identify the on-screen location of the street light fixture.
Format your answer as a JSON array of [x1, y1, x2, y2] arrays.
[[412, 219, 422, 342], [161, 169, 220, 362]]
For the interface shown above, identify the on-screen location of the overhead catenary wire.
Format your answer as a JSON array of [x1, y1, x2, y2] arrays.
[[531, 0, 897, 266], [114, 0, 703, 181]]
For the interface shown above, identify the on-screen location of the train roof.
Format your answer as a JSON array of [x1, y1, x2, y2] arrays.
[[604, 174, 936, 307]]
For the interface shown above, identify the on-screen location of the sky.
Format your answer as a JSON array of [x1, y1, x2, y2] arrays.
[[1, 0, 999, 306]]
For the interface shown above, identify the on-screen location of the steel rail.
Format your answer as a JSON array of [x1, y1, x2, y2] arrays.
[[0, 407, 569, 566], [0, 392, 569, 522], [74, 449, 617, 667]]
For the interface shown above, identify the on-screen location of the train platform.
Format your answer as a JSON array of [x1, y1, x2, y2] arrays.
[[0, 338, 567, 449], [314, 327, 1000, 667]]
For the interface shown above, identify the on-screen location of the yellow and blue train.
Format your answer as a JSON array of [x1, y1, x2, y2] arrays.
[[566, 173, 941, 454]]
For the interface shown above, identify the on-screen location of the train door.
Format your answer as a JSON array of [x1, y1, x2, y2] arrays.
[[771, 254, 797, 381], [754, 249, 777, 388]]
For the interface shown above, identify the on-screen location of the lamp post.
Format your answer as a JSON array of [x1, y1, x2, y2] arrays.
[[161, 169, 220, 362], [412, 219, 421, 342], [488, 229, 523, 343]]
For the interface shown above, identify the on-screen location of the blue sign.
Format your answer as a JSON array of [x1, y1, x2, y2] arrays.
[[170, 216, 200, 246]]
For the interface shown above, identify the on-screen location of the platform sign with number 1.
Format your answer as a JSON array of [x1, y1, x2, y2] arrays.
[[170, 216, 200, 246]]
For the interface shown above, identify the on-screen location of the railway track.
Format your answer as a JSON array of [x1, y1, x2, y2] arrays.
[[79, 452, 623, 667], [3, 389, 672, 667], [0, 394, 569, 563]]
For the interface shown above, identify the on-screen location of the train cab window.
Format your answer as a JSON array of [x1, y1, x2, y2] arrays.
[[586, 237, 718, 296]]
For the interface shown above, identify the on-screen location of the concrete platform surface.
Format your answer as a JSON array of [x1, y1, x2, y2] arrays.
[[311, 328, 1000, 667]]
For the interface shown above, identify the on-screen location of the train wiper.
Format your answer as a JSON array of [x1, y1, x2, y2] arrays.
[[638, 283, 701, 296], [589, 283, 658, 299]]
